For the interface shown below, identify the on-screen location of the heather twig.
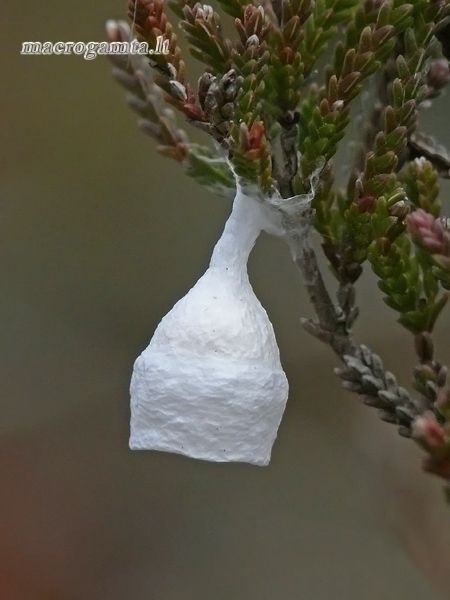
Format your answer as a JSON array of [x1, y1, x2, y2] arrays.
[[106, 19, 235, 197], [108, 0, 450, 501]]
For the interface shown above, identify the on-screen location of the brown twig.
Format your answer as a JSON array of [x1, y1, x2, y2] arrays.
[[270, 189, 421, 437]]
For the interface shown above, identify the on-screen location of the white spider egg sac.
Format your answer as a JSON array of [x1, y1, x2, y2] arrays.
[[129, 188, 289, 465]]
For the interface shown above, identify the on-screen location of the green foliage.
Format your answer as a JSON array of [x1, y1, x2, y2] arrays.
[[185, 145, 235, 197], [299, 0, 360, 76], [434, 262, 450, 291], [118, 0, 450, 332], [229, 121, 274, 194], [109, 0, 450, 496], [401, 157, 441, 216], [214, 0, 248, 18], [369, 235, 448, 333], [311, 6, 449, 286], [178, 4, 232, 73], [297, 0, 414, 186], [264, 0, 313, 115]]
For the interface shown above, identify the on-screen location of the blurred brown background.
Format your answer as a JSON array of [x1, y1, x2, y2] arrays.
[[2, 2, 450, 599]]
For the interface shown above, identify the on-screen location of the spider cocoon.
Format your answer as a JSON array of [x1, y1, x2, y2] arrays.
[[129, 189, 289, 466]]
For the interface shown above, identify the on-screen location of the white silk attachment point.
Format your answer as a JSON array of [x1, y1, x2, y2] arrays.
[[129, 188, 289, 465]]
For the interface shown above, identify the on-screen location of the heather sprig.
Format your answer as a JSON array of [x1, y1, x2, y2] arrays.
[[108, 0, 450, 500], [171, 2, 233, 73], [312, 6, 450, 286], [297, 0, 414, 186], [408, 208, 450, 289], [106, 19, 234, 197]]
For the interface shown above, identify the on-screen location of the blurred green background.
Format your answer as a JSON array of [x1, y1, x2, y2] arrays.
[[2, 2, 450, 599]]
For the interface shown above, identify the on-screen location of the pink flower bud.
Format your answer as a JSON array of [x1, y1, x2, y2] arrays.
[[412, 411, 446, 450], [407, 209, 448, 255]]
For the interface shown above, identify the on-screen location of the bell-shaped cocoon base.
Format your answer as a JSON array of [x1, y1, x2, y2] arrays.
[[130, 189, 289, 466]]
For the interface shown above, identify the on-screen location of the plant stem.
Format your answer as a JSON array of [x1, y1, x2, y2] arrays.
[[275, 203, 419, 436]]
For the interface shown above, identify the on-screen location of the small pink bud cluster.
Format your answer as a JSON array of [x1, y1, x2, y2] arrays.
[[413, 411, 446, 449], [407, 209, 450, 262], [413, 411, 450, 478]]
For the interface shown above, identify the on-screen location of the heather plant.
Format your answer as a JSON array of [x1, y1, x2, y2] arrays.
[[107, 0, 450, 499]]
